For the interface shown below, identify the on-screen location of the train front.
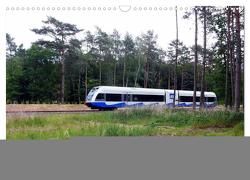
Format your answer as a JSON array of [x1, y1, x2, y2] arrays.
[[85, 87, 99, 109]]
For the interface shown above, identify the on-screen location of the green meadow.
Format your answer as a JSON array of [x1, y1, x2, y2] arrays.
[[7, 108, 244, 140]]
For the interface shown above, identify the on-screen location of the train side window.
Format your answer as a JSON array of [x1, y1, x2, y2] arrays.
[[179, 96, 193, 102], [132, 94, 164, 102], [106, 94, 122, 101], [132, 95, 139, 101], [207, 97, 215, 102], [124, 94, 132, 101], [179, 96, 200, 102], [95, 93, 105, 101], [153, 95, 164, 102]]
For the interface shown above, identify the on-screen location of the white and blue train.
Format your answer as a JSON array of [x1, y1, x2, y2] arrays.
[[85, 86, 217, 110]]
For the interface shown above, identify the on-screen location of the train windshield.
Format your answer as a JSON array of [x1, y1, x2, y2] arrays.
[[86, 87, 99, 101]]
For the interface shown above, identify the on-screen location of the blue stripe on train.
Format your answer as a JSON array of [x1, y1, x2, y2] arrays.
[[166, 102, 216, 108], [89, 102, 216, 109], [126, 103, 144, 107], [88, 102, 154, 109], [90, 102, 126, 108]]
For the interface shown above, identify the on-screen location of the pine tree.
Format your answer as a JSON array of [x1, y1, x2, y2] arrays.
[[31, 16, 82, 103]]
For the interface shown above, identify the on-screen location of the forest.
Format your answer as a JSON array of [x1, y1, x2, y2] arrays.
[[6, 6, 244, 112]]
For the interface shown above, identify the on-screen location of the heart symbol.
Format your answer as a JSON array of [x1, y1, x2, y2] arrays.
[[119, 5, 131, 12]]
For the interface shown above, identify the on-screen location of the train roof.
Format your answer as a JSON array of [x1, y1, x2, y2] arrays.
[[97, 86, 165, 91], [94, 86, 216, 97]]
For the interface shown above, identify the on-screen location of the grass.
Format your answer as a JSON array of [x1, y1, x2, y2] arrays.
[[7, 108, 244, 139], [6, 104, 89, 112]]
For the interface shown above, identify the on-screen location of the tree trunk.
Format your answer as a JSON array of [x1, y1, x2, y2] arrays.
[[85, 65, 88, 100], [60, 35, 66, 104], [61, 56, 65, 103], [158, 72, 161, 88], [225, 7, 231, 109], [126, 75, 129, 87], [193, 8, 198, 110], [200, 6, 206, 110], [173, 6, 178, 108], [123, 58, 126, 87], [181, 68, 184, 90], [134, 53, 141, 87], [99, 61, 102, 85], [78, 71, 81, 104], [224, 53, 229, 109], [234, 7, 241, 112], [126, 67, 130, 87], [230, 9, 235, 108], [242, 54, 244, 111], [168, 67, 171, 89], [144, 57, 149, 88], [113, 62, 116, 86], [168, 72, 171, 89]]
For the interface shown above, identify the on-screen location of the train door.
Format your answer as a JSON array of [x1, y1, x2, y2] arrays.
[[165, 90, 173, 107], [165, 90, 178, 107], [125, 94, 132, 106], [175, 91, 179, 106]]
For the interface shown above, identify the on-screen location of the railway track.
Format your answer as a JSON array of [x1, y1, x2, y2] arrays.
[[6, 109, 99, 114]]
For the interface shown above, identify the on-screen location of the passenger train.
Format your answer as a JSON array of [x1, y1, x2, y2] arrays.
[[85, 86, 217, 110]]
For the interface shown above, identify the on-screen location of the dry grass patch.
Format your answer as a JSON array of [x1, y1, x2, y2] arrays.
[[6, 104, 89, 112]]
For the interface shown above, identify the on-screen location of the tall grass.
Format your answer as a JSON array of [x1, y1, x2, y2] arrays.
[[7, 108, 244, 139], [111, 108, 243, 128], [103, 124, 156, 136], [110, 108, 155, 123], [233, 121, 244, 136], [191, 111, 244, 128]]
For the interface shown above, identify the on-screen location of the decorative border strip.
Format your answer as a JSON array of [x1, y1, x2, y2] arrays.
[[5, 6, 243, 12]]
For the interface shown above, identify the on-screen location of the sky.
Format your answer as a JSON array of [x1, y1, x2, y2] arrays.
[[5, 6, 213, 52]]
